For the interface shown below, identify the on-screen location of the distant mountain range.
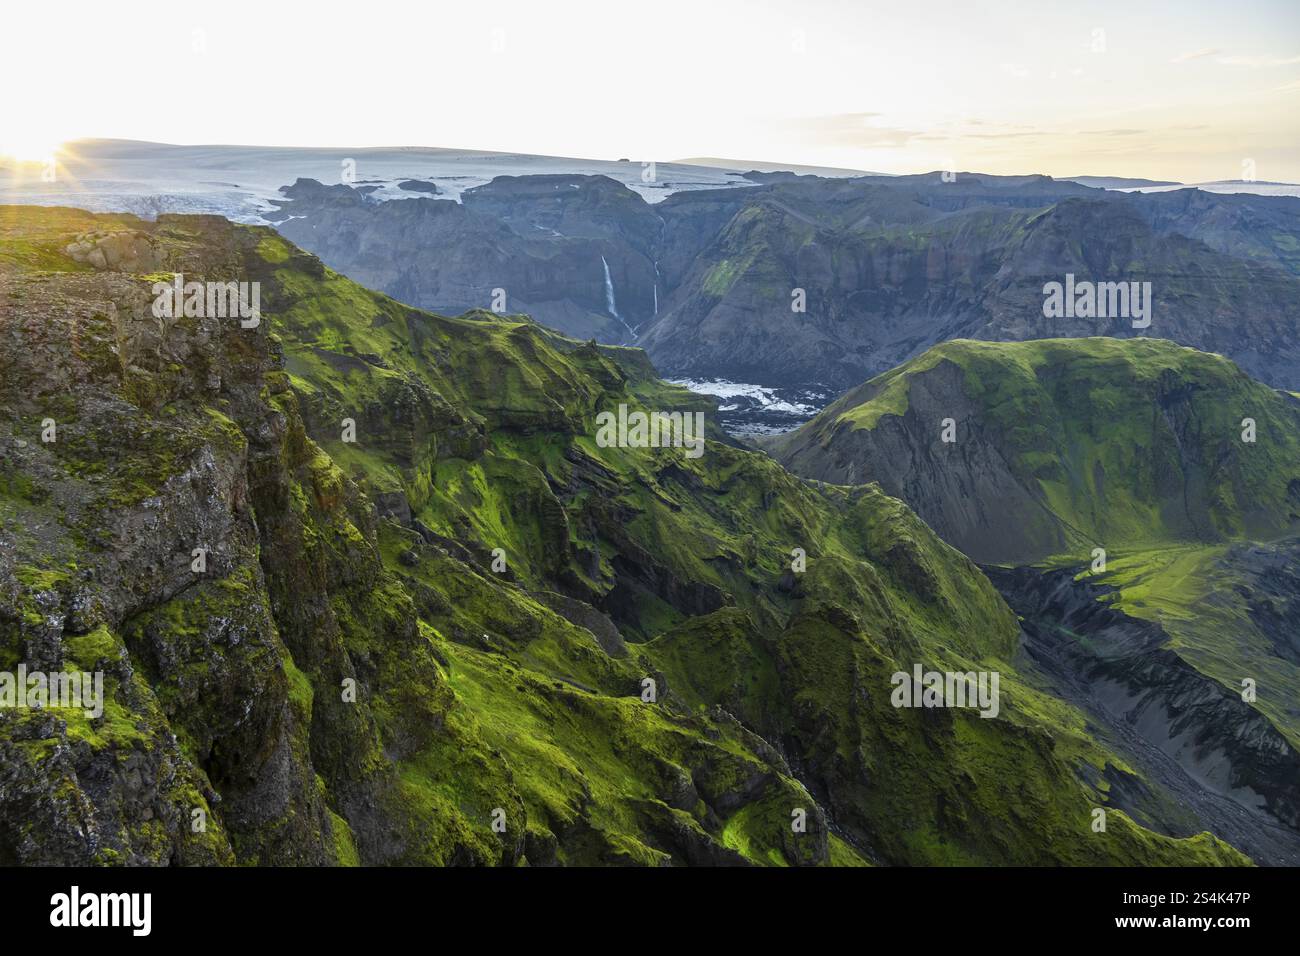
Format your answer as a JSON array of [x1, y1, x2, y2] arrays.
[[261, 168, 1300, 398], [0, 139, 767, 222], [5, 141, 1299, 409], [1059, 176, 1183, 189], [673, 157, 885, 177]]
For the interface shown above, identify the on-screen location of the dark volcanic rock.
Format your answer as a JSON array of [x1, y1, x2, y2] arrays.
[[397, 180, 439, 194]]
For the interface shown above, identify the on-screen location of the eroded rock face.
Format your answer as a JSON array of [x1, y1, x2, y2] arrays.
[[270, 175, 659, 344], [642, 188, 1300, 392], [1, 211, 512, 865], [778, 359, 1061, 565], [66, 231, 161, 273], [989, 564, 1300, 866]]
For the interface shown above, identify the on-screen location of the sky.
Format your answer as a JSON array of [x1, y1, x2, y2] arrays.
[[4, 0, 1298, 183]]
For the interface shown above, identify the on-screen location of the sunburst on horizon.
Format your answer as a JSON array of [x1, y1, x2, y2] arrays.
[[0, 131, 69, 166]]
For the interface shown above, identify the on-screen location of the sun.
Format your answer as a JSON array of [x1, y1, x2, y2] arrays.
[[0, 134, 65, 165]]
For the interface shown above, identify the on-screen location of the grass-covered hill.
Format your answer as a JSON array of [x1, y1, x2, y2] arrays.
[[768, 336, 1300, 862], [0, 206, 1251, 866], [768, 337, 1300, 566]]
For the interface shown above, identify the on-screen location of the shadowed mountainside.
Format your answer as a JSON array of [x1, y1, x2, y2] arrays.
[[269, 172, 1300, 394]]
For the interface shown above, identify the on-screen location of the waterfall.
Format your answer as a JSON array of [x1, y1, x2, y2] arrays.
[[653, 259, 659, 317], [601, 255, 620, 318], [601, 255, 638, 342]]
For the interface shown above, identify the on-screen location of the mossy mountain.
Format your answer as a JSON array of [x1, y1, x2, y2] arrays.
[[768, 337, 1300, 565], [0, 206, 1257, 866], [769, 336, 1300, 863]]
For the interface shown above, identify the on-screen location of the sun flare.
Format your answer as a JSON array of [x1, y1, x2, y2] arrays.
[[0, 134, 65, 164]]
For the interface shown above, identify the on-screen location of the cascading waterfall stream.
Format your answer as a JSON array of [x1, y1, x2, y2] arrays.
[[601, 254, 638, 342], [653, 259, 659, 318]]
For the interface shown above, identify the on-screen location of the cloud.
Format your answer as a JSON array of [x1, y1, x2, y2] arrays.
[[784, 115, 1056, 151], [1171, 48, 1220, 63], [961, 130, 1045, 140], [1172, 48, 1300, 68], [1214, 53, 1300, 67], [783, 113, 925, 148]]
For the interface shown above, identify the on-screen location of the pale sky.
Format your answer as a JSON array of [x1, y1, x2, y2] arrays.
[[4, 0, 1298, 182]]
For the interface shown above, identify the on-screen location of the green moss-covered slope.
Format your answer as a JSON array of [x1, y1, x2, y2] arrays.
[[769, 337, 1300, 566], [0, 207, 1250, 866]]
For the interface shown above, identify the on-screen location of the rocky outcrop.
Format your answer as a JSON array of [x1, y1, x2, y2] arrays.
[[397, 180, 439, 194], [65, 230, 161, 272], [0, 210, 511, 865], [989, 564, 1300, 865]]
